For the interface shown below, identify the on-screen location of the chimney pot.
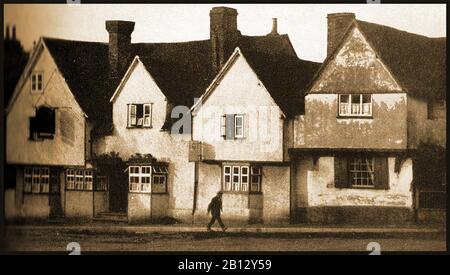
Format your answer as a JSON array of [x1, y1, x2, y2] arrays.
[[327, 12, 355, 57], [269, 18, 279, 36]]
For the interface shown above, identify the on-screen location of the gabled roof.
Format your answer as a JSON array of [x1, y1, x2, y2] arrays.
[[44, 38, 114, 121], [38, 33, 302, 135], [37, 35, 302, 133], [308, 19, 446, 101], [240, 48, 320, 117], [356, 20, 446, 100], [191, 47, 320, 118]]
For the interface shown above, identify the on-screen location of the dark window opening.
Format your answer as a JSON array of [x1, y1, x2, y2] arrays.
[[29, 106, 55, 140]]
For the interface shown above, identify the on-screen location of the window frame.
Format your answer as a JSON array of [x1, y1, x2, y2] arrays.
[[222, 164, 262, 193], [83, 170, 93, 191], [231, 166, 241, 191], [223, 165, 232, 191], [234, 114, 244, 138], [338, 94, 372, 117], [65, 169, 94, 191], [143, 103, 152, 127], [240, 166, 249, 192], [128, 103, 153, 128], [24, 167, 33, 193], [250, 166, 262, 193], [31, 72, 44, 94], [152, 174, 167, 194], [24, 167, 49, 194], [348, 157, 375, 188], [128, 165, 168, 194]]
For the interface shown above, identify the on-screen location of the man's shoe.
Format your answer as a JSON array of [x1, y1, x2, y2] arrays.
[[207, 227, 212, 232], [222, 227, 227, 232]]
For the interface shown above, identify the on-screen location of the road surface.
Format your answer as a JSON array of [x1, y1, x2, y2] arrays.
[[1, 226, 445, 252]]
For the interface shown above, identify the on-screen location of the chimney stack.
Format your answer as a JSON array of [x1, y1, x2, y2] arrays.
[[12, 25, 16, 40], [210, 7, 240, 74], [327, 13, 355, 57], [105, 20, 135, 80], [5, 25, 10, 40], [268, 18, 279, 36]]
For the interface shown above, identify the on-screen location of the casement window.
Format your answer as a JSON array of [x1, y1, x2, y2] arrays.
[[334, 155, 389, 189], [24, 168, 33, 193], [75, 170, 84, 190], [223, 166, 232, 191], [221, 114, 245, 139], [95, 176, 108, 191], [232, 166, 241, 191], [84, 170, 93, 190], [66, 169, 93, 191], [250, 167, 262, 193], [223, 165, 262, 193], [66, 169, 75, 190], [24, 167, 49, 194], [31, 72, 43, 93], [128, 103, 152, 128], [128, 165, 168, 193], [240, 166, 249, 192], [29, 107, 56, 140], [129, 166, 149, 193], [234, 115, 244, 138], [152, 166, 168, 193], [339, 94, 372, 117]]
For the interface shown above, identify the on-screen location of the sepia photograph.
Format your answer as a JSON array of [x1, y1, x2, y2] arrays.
[[1, 1, 447, 257]]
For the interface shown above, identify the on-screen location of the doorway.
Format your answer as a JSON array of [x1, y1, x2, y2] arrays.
[[108, 172, 128, 213]]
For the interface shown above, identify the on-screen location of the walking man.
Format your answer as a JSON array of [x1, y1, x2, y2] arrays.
[[207, 191, 227, 232]]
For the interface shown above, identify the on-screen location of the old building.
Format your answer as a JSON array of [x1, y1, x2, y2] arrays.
[[5, 8, 446, 225], [5, 7, 318, 223], [289, 13, 446, 224], [191, 46, 319, 224]]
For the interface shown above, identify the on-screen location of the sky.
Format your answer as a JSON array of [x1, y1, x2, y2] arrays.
[[4, 4, 446, 62]]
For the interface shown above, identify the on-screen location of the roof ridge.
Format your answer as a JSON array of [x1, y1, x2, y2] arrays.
[[356, 19, 446, 40], [42, 36, 108, 45]]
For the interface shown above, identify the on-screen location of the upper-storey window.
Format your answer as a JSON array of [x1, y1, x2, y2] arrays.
[[29, 106, 55, 141], [31, 72, 43, 93], [128, 103, 152, 128], [220, 114, 245, 140], [339, 94, 372, 117]]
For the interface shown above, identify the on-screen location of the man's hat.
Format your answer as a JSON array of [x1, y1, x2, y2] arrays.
[[217, 191, 223, 195]]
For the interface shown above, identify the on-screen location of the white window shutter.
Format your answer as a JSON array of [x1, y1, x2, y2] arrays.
[[129, 104, 137, 126], [143, 104, 152, 127]]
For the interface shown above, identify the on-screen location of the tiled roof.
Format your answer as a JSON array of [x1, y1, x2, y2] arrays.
[[44, 33, 317, 133], [356, 20, 446, 100]]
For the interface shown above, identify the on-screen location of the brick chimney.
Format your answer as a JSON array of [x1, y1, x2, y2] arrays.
[[5, 25, 10, 40], [105, 20, 135, 80], [210, 7, 240, 74], [327, 13, 355, 57]]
